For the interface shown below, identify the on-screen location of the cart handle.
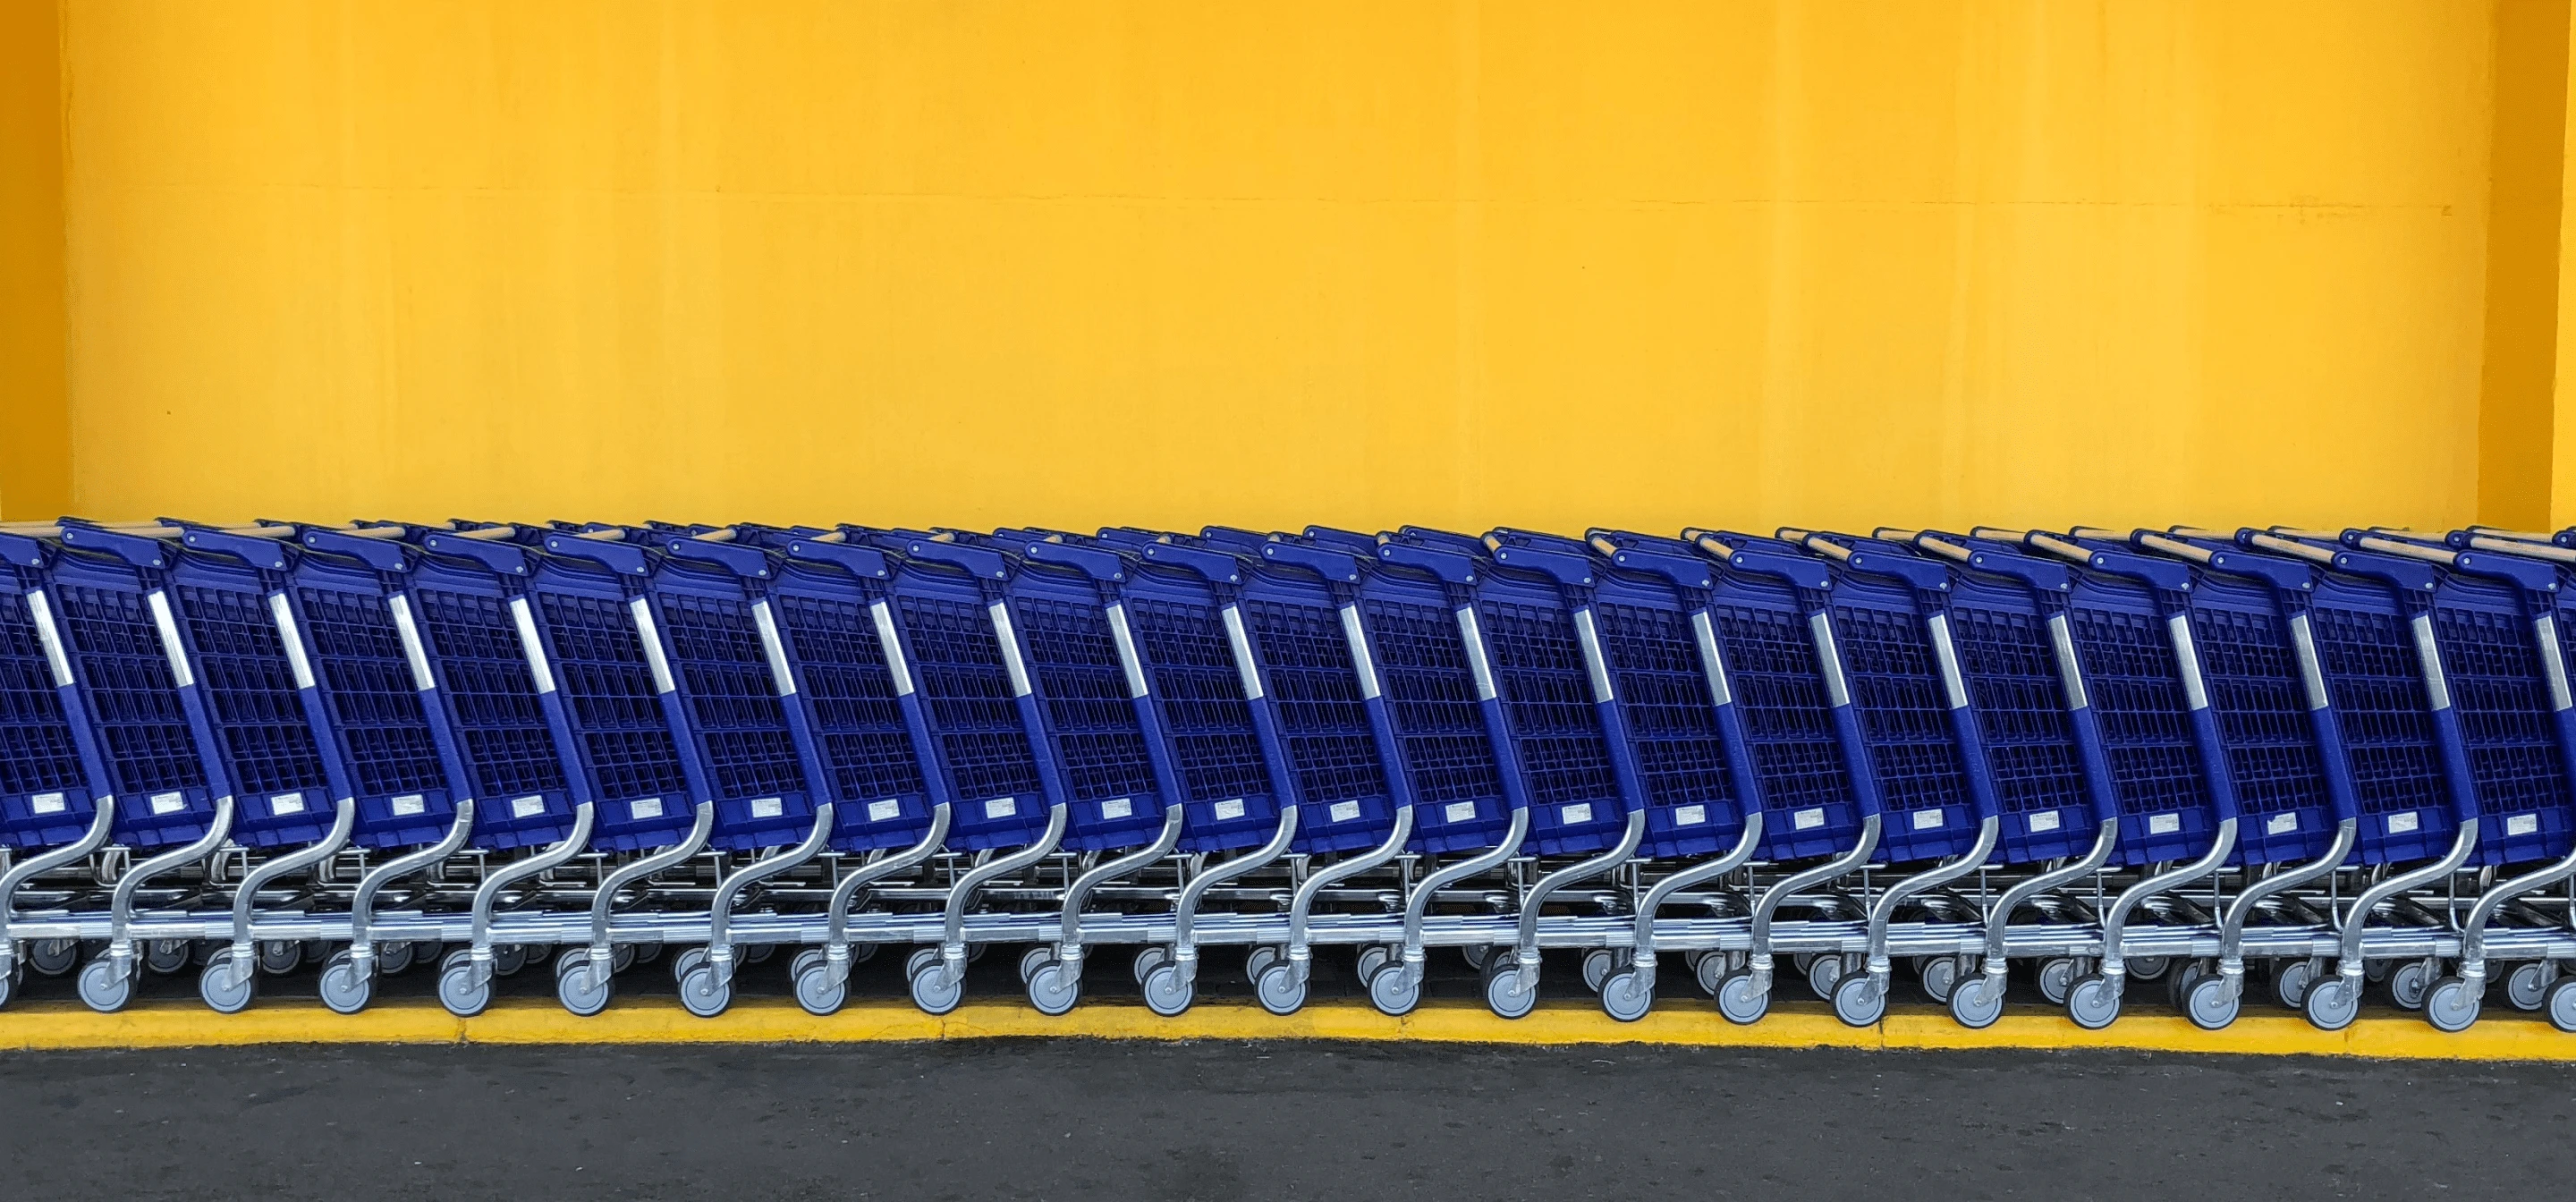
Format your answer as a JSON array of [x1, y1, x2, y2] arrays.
[[2350, 535, 2458, 567], [447, 525, 521, 541], [2466, 533, 2576, 563], [2268, 526, 2348, 542], [1871, 527, 1920, 542], [1785, 530, 1852, 563], [1967, 525, 2029, 544], [1911, 534, 1970, 563], [2067, 526, 2129, 542], [2135, 533, 2214, 564], [2024, 532, 2090, 565], [2467, 525, 2557, 543], [2245, 533, 2335, 564], [2165, 525, 2233, 540], [1682, 529, 1737, 559]]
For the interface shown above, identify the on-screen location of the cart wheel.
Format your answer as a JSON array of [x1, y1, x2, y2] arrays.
[[1142, 962, 1194, 1018], [909, 959, 963, 1016], [2387, 960, 2434, 1011], [2182, 974, 2238, 1031], [1918, 956, 1960, 1004], [199, 948, 256, 1014], [2064, 974, 2120, 1030], [1131, 944, 1170, 985], [437, 956, 492, 1018], [2547, 978, 2576, 1033], [1027, 959, 1080, 1016], [1018, 945, 1055, 986], [1366, 961, 1421, 1017], [2505, 962, 2550, 1012], [2366, 957, 2391, 983], [1355, 944, 1394, 985], [1599, 968, 1654, 1023], [790, 947, 826, 980], [1805, 953, 1844, 1000], [493, 944, 530, 978], [0, 966, 17, 1010], [27, 938, 78, 978], [677, 962, 733, 1019], [2274, 958, 2318, 1011], [319, 951, 373, 1016], [78, 958, 133, 1013], [146, 939, 192, 976], [1714, 969, 1769, 1026], [2036, 957, 2077, 1007], [794, 957, 848, 1017], [1256, 962, 1308, 1017], [377, 940, 417, 977], [903, 945, 939, 983], [609, 944, 636, 974], [554, 950, 613, 1017], [2127, 955, 2170, 983], [1244, 944, 1282, 985], [743, 944, 774, 966], [2165, 960, 2208, 1013], [1581, 948, 1616, 995], [2303, 975, 2360, 1032], [2421, 976, 2479, 1033], [1694, 952, 1729, 997], [674, 945, 711, 983], [1486, 964, 1538, 1020], [1831, 973, 1885, 1028], [1949, 975, 2004, 1029], [1462, 943, 1495, 972]]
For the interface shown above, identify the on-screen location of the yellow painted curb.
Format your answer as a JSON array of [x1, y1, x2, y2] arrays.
[[4, 998, 2571, 1061]]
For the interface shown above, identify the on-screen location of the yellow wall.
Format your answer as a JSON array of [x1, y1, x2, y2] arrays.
[[0, 0, 69, 521], [35, 2, 2551, 534]]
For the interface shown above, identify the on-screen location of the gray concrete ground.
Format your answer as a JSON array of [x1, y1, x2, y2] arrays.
[[1, 1039, 2568, 1201]]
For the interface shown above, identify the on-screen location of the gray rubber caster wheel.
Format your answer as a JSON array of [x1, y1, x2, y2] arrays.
[[1366, 963, 1421, 1017], [2037, 957, 2077, 1007], [2547, 978, 2576, 1033], [1018, 945, 1054, 986], [1805, 953, 1845, 1000], [1832, 973, 1885, 1028], [671, 945, 713, 983], [199, 949, 256, 1014], [743, 944, 774, 966], [910, 959, 963, 1016], [2388, 960, 2433, 1011], [1027, 959, 1080, 1016], [1462, 943, 1495, 972], [2065, 974, 2120, 1030], [2166, 960, 2209, 1013], [1486, 964, 1538, 1020], [2505, 962, 2551, 1012], [78, 958, 133, 1013], [2366, 958, 2391, 983], [794, 958, 847, 1017], [1919, 956, 1960, 1004], [904, 946, 940, 983], [492, 944, 529, 978], [1694, 952, 1728, 996], [555, 951, 614, 1017], [437, 952, 492, 1017], [0, 967, 17, 1010], [2303, 975, 2361, 1031], [1142, 962, 1194, 1018], [2422, 976, 2479, 1033], [2128, 955, 2170, 982], [610, 944, 636, 974], [1581, 948, 1616, 994], [147, 939, 192, 976], [27, 938, 78, 978], [1949, 976, 2004, 1029], [378, 941, 418, 976], [1714, 969, 1769, 1025], [1356, 944, 1394, 985], [318, 951, 372, 1015], [2183, 974, 2238, 1031], [2275, 958, 2318, 1010], [1256, 962, 1307, 1016], [678, 963, 733, 1019], [1245, 944, 1283, 984], [1131, 944, 1170, 985], [792, 947, 826, 980], [239, 940, 291, 977], [1599, 968, 1654, 1022]]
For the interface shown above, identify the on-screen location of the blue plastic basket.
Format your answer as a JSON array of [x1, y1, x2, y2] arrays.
[[44, 528, 229, 850], [2407, 546, 2575, 866], [635, 538, 820, 855], [284, 540, 461, 850], [0, 535, 106, 851], [1573, 535, 1758, 861], [398, 548, 582, 851], [515, 542, 699, 854], [2290, 550, 2467, 866], [769, 538, 940, 854]]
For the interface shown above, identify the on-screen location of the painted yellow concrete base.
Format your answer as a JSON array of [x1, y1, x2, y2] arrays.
[[3, 998, 2569, 1062]]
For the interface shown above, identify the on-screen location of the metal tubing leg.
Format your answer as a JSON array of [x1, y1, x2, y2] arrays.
[[1966, 817, 2117, 1005], [2455, 842, 2576, 991], [1626, 813, 1764, 994], [2327, 824, 2477, 991], [106, 797, 236, 986], [706, 802, 835, 987], [1746, 813, 1883, 997], [1055, 805, 1185, 985], [467, 802, 596, 989], [823, 803, 952, 986], [2099, 818, 2240, 1001], [1398, 808, 1530, 990], [1860, 817, 1999, 1002], [1165, 806, 1294, 986], [1286, 807, 1414, 986], [932, 803, 1069, 990], [222, 798, 357, 993], [2215, 817, 2355, 1002], [580, 802, 716, 995], [1504, 808, 1646, 998], [0, 798, 118, 979], [347, 800, 475, 978]]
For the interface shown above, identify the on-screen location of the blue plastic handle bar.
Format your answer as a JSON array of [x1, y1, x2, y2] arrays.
[[2084, 550, 2194, 592], [419, 531, 533, 575], [0, 531, 47, 568], [1484, 542, 1596, 587], [783, 539, 893, 580], [1721, 548, 1833, 591], [175, 528, 294, 572], [539, 534, 655, 576], [299, 528, 412, 573], [2200, 548, 2317, 592], [899, 539, 1012, 580], [54, 524, 174, 570], [1020, 540, 1128, 582], [660, 538, 775, 580], [1599, 546, 1713, 590], [2452, 551, 2560, 593], [2326, 550, 2441, 594], [1255, 541, 1362, 582], [1840, 549, 1950, 591], [1374, 541, 1479, 584], [1957, 547, 2071, 592], [1135, 541, 1243, 584]]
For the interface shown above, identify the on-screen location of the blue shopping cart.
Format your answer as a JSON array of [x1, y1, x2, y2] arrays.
[[0, 527, 120, 1009]]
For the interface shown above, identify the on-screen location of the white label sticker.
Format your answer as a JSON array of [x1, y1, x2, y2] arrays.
[[985, 796, 1018, 820], [1561, 802, 1594, 825], [269, 792, 307, 816], [2148, 812, 2181, 835], [1212, 798, 1244, 821], [391, 794, 427, 817], [2506, 813, 2539, 837], [2389, 811, 2420, 834], [1675, 804, 1707, 826], [630, 797, 665, 820], [1101, 797, 1133, 820], [30, 791, 67, 815], [149, 791, 185, 815], [1792, 807, 1825, 831], [1911, 808, 1945, 830], [2266, 812, 2299, 835], [511, 794, 547, 818], [750, 797, 784, 819], [868, 799, 902, 823], [1328, 800, 1361, 824], [1443, 801, 1478, 824], [2027, 810, 2061, 833]]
